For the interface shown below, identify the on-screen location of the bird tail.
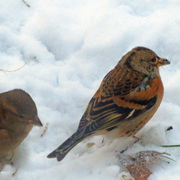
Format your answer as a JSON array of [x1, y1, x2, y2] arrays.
[[47, 133, 83, 161]]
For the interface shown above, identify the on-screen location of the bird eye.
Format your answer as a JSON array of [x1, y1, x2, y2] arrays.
[[151, 57, 156, 62]]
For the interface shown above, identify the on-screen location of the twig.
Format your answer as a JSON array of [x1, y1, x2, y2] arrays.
[[0, 63, 26, 74], [22, 0, 30, 8], [159, 155, 176, 162]]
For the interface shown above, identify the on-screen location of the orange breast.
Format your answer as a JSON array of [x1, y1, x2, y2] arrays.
[[107, 76, 164, 137], [132, 76, 163, 100]]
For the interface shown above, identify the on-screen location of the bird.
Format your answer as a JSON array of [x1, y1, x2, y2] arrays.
[[47, 46, 170, 162], [0, 89, 43, 171]]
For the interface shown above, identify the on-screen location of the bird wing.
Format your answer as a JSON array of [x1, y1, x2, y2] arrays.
[[77, 66, 158, 136]]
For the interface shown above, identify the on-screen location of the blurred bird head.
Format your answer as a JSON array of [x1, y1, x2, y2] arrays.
[[120, 46, 170, 77], [0, 89, 42, 127]]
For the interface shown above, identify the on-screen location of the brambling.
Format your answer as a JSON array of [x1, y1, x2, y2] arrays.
[[0, 89, 42, 171], [47, 46, 170, 161]]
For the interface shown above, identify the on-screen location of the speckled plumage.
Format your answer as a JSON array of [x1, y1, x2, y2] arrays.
[[48, 46, 170, 162]]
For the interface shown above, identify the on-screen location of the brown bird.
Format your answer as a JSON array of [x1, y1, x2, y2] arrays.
[[0, 89, 42, 171], [47, 46, 170, 162]]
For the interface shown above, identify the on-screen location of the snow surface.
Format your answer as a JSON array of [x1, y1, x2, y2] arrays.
[[0, 0, 180, 179]]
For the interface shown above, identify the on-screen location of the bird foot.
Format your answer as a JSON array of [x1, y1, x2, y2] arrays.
[[0, 163, 4, 173], [9, 160, 18, 176], [120, 135, 144, 154], [120, 147, 129, 154], [132, 135, 143, 144], [12, 167, 18, 176]]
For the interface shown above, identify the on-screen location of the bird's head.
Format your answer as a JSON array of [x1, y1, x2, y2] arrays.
[[120, 46, 170, 77], [0, 89, 43, 127]]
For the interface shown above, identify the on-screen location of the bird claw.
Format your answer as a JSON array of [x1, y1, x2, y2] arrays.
[[132, 135, 143, 144], [12, 168, 18, 176], [120, 147, 129, 154], [9, 160, 18, 176], [120, 135, 144, 154]]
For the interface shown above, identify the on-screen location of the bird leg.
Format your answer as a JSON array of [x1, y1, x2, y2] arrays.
[[8, 160, 18, 176], [132, 135, 143, 144], [0, 158, 18, 176], [12, 167, 18, 176], [120, 135, 143, 154], [0, 163, 5, 172], [120, 147, 129, 154]]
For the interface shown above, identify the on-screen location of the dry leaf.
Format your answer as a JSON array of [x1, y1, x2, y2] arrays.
[[126, 162, 152, 180], [86, 142, 95, 148], [118, 151, 171, 180], [40, 123, 49, 137]]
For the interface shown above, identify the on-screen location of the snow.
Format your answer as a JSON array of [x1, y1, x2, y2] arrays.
[[0, 0, 180, 179]]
